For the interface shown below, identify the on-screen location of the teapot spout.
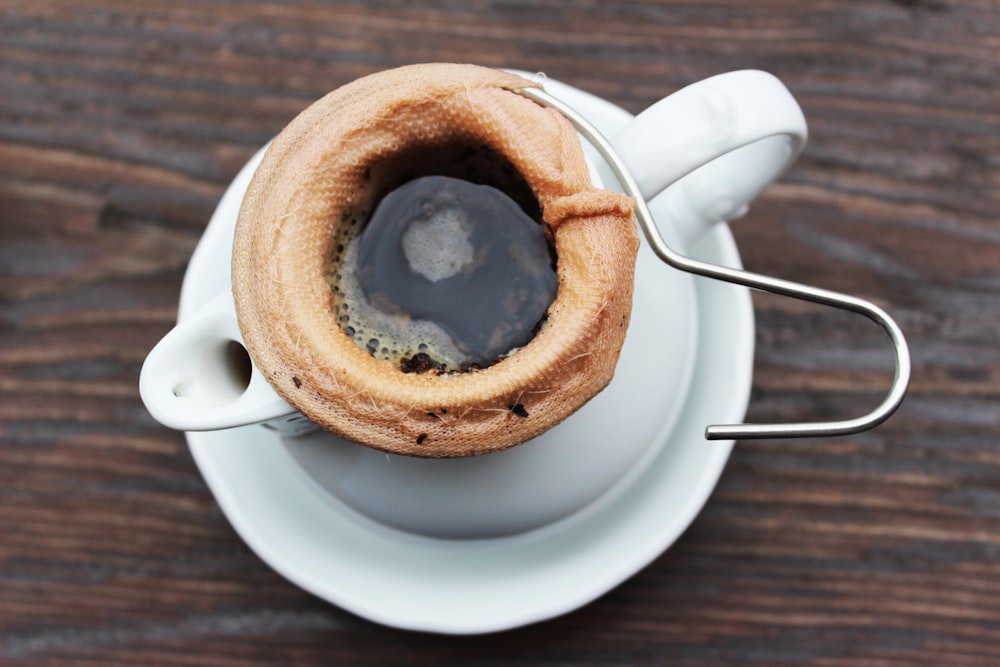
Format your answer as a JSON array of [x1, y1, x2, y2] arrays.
[[140, 290, 301, 433]]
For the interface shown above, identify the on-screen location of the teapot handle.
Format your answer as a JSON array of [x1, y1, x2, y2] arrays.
[[606, 70, 807, 246], [520, 83, 911, 440]]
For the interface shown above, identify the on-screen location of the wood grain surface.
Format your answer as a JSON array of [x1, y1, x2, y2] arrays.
[[2, 1, 998, 664]]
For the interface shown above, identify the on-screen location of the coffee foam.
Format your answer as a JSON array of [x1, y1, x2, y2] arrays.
[[327, 153, 559, 374], [328, 217, 469, 370], [400, 199, 475, 283]]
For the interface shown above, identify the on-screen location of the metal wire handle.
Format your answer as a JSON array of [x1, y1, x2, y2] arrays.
[[519, 86, 911, 440]]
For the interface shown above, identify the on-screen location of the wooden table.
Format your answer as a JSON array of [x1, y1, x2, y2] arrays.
[[2, 2, 997, 664]]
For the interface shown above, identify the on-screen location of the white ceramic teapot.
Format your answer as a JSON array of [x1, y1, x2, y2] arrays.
[[140, 67, 905, 539]]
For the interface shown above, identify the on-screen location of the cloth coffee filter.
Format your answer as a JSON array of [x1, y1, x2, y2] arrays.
[[232, 63, 639, 457]]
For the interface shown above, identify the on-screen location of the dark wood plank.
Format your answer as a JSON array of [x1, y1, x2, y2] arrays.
[[2, 0, 998, 665]]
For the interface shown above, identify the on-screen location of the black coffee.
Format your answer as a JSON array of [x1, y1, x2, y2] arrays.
[[327, 148, 557, 373]]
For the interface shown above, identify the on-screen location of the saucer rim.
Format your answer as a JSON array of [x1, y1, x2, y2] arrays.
[[182, 74, 754, 634]]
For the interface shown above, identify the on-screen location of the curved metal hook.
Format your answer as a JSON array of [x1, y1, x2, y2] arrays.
[[519, 86, 911, 440]]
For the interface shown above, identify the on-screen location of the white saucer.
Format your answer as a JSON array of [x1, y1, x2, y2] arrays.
[[181, 76, 754, 633]]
